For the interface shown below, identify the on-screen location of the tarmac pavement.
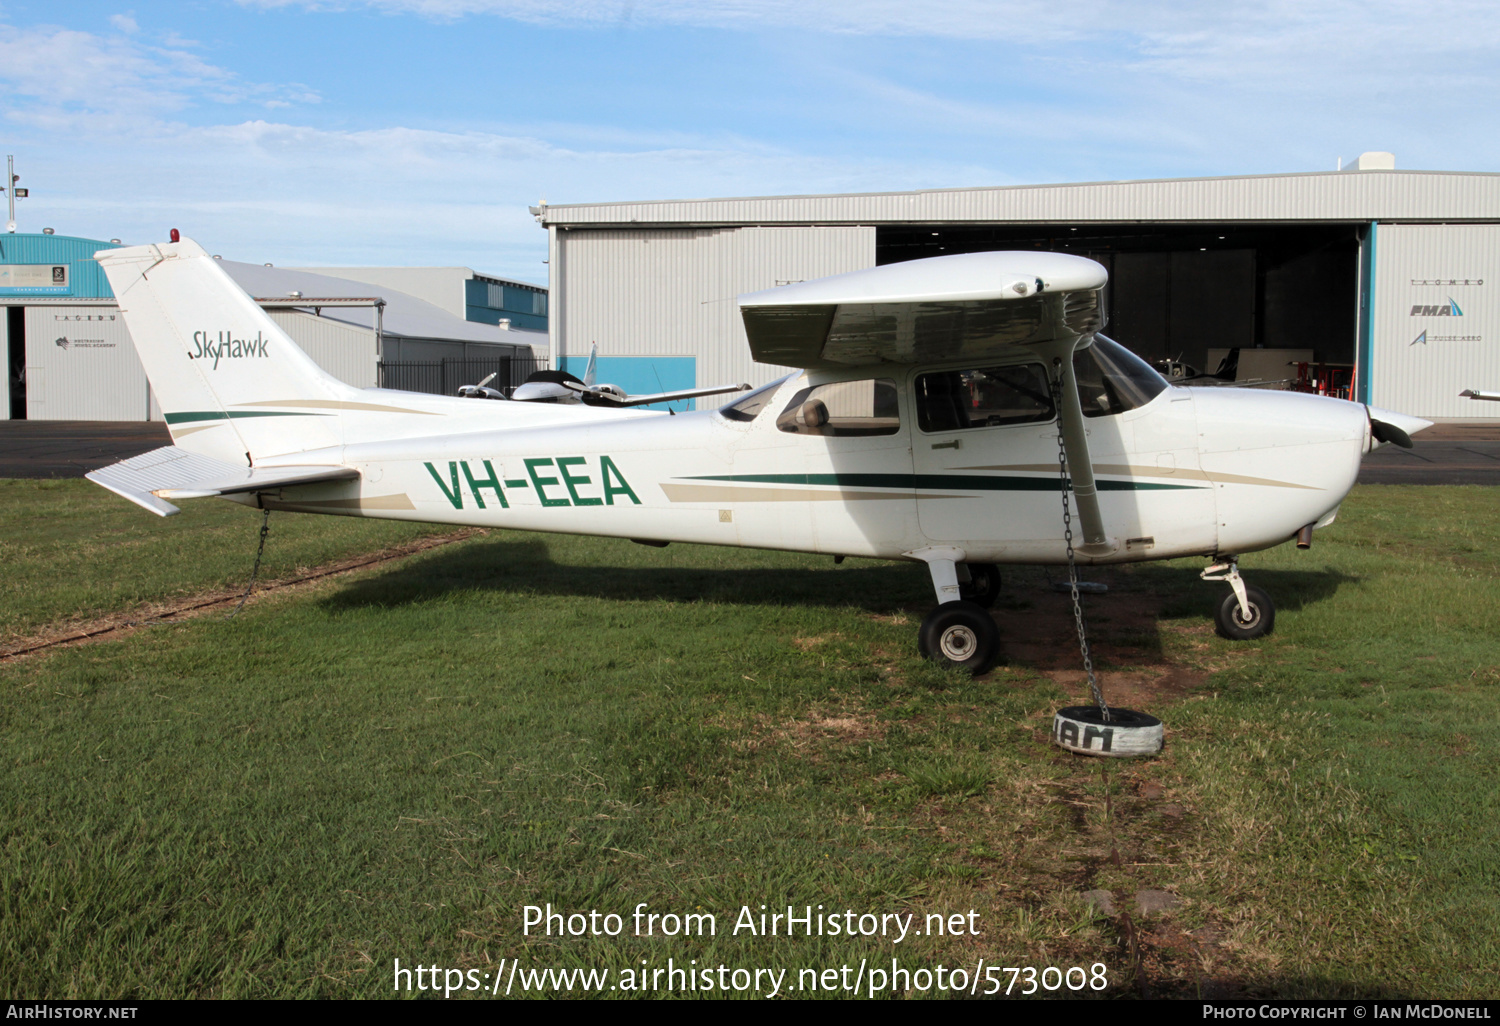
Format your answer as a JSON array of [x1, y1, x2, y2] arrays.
[[1, 419, 1497, 485]]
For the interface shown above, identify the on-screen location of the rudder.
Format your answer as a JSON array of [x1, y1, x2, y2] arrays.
[[97, 238, 352, 464]]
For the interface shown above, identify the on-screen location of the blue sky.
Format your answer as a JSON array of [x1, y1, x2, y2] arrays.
[[1, 0, 1496, 282]]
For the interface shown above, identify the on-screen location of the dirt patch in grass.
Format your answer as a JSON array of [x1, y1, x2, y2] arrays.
[[0, 529, 481, 662], [992, 586, 1213, 708]]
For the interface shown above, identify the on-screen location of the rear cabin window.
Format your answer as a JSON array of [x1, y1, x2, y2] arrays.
[[915, 363, 1054, 433], [775, 378, 900, 437], [719, 375, 790, 422]]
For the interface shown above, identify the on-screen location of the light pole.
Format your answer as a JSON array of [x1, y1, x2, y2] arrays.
[[5, 155, 25, 233]]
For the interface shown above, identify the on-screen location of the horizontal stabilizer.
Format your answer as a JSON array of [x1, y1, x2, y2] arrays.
[[86, 445, 357, 517]]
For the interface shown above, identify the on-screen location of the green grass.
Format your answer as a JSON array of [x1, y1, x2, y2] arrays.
[[0, 483, 1496, 998], [0, 479, 457, 644]]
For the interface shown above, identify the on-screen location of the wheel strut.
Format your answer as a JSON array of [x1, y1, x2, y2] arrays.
[[1201, 557, 1250, 620]]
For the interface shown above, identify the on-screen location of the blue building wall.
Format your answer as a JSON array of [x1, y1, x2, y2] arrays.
[[0, 234, 122, 298], [557, 356, 698, 411], [465, 278, 547, 331]]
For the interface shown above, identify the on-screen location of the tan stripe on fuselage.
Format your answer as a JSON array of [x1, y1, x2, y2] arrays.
[[233, 399, 441, 416], [269, 494, 416, 511]]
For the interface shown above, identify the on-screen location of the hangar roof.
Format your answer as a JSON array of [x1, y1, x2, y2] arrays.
[[217, 260, 544, 344], [536, 169, 1500, 229]]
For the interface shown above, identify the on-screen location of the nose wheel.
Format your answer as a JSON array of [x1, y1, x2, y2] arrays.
[[919, 601, 1001, 674], [1202, 559, 1276, 640]]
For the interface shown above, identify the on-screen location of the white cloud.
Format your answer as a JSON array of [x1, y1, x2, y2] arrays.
[[0, 21, 320, 115], [239, 0, 1500, 107], [5, 112, 994, 278], [109, 12, 140, 34]]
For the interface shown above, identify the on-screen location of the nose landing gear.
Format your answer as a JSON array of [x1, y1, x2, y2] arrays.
[[1202, 558, 1276, 640], [958, 562, 1002, 608], [908, 548, 1003, 674]]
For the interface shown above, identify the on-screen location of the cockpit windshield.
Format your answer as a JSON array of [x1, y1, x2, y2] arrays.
[[1073, 334, 1169, 418]]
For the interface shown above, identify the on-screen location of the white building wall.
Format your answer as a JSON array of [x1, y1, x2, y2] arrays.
[[555, 225, 875, 388], [267, 311, 379, 388], [25, 307, 150, 420], [1369, 224, 1500, 419]]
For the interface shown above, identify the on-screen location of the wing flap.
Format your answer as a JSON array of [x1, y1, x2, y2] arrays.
[[87, 445, 357, 516]]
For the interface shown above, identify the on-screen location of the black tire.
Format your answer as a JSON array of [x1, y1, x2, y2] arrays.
[[918, 600, 1001, 674], [1214, 584, 1275, 640], [959, 563, 1002, 608], [1053, 706, 1164, 757]]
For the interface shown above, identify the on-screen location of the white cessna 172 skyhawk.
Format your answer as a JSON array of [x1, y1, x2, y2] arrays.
[[87, 238, 1431, 674]]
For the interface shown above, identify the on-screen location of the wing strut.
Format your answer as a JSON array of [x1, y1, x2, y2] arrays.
[[1048, 341, 1115, 556]]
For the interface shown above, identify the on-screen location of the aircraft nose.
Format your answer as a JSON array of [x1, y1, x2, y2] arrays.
[[1366, 406, 1434, 451]]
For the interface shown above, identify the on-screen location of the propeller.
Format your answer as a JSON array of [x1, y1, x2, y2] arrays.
[[1370, 418, 1413, 449]]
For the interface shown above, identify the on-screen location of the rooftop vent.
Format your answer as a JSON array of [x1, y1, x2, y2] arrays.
[[1341, 151, 1395, 171]]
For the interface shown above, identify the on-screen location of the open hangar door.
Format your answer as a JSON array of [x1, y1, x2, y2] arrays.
[[878, 223, 1361, 388]]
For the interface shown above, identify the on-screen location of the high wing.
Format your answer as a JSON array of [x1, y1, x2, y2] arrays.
[[86, 445, 357, 517], [561, 380, 752, 408], [740, 250, 1115, 553], [737, 251, 1108, 369]]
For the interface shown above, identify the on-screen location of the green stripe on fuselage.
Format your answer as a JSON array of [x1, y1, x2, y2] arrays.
[[678, 473, 1200, 492], [163, 410, 332, 425]]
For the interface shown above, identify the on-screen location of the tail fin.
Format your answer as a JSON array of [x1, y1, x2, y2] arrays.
[[96, 237, 354, 464]]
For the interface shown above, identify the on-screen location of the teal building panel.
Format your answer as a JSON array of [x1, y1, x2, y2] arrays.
[[557, 356, 698, 411], [0, 234, 122, 298]]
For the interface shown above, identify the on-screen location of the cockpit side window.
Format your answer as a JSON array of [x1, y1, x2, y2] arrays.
[[719, 375, 791, 422], [915, 363, 1054, 433], [1072, 334, 1169, 418], [775, 378, 900, 436]]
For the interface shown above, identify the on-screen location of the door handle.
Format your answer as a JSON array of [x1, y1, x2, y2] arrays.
[[931, 439, 961, 450]]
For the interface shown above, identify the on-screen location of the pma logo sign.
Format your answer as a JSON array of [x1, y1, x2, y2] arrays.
[[1411, 297, 1464, 317]]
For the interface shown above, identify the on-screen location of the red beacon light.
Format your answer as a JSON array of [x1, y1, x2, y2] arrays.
[[169, 228, 180, 243]]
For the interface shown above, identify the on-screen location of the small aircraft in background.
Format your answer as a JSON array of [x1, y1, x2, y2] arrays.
[[460, 342, 751, 409], [87, 238, 1430, 673]]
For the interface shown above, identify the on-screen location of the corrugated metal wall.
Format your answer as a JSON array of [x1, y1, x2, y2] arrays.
[[543, 172, 1500, 228], [555, 225, 875, 388], [267, 311, 378, 388], [1370, 224, 1500, 418], [25, 306, 150, 420]]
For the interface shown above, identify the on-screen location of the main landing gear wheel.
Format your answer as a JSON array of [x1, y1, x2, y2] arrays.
[[918, 600, 1001, 674], [959, 563, 1002, 608], [1053, 706, 1164, 757], [1214, 584, 1275, 640]]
